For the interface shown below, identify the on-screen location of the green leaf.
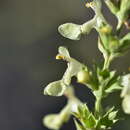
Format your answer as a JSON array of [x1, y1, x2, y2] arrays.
[[105, 0, 119, 15], [86, 113, 97, 128], [58, 23, 82, 40], [105, 82, 122, 94], [74, 120, 86, 130], [96, 69, 121, 96], [108, 111, 118, 120], [116, 0, 130, 29], [98, 37, 108, 63], [44, 80, 67, 96], [77, 104, 90, 118], [74, 104, 96, 129], [97, 107, 118, 128], [99, 115, 113, 128], [118, 0, 130, 21], [119, 33, 130, 53]]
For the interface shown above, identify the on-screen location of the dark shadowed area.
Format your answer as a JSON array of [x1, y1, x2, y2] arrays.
[[0, 0, 130, 130]]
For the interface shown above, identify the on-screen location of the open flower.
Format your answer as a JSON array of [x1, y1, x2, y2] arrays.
[[43, 103, 71, 130], [43, 86, 82, 130], [56, 46, 88, 85], [58, 0, 104, 40], [44, 46, 89, 96], [44, 80, 67, 96], [121, 74, 130, 114]]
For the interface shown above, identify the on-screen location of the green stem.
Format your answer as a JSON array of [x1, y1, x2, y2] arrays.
[[95, 97, 102, 117], [103, 54, 113, 70]]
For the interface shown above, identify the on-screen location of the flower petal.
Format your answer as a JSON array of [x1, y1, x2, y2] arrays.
[[58, 23, 82, 40], [121, 74, 130, 97], [122, 95, 130, 114], [43, 104, 71, 130], [44, 80, 67, 96]]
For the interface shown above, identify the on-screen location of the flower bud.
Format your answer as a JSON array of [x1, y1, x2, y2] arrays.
[[109, 38, 119, 52], [77, 70, 91, 84], [100, 25, 112, 34]]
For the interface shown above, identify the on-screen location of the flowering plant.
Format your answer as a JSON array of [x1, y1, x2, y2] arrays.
[[43, 0, 130, 130]]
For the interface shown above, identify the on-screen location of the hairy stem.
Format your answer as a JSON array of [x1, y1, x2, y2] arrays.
[[95, 97, 102, 116], [103, 54, 113, 70]]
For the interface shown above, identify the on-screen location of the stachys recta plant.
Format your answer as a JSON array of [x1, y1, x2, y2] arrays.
[[42, 0, 130, 130]]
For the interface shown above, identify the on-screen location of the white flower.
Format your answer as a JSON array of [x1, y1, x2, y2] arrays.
[[121, 74, 130, 114]]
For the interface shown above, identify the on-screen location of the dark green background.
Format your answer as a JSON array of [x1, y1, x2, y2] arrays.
[[0, 0, 130, 130]]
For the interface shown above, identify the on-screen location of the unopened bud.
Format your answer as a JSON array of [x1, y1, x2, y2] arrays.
[[77, 70, 90, 84]]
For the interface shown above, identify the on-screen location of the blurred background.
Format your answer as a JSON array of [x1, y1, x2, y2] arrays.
[[0, 0, 130, 130]]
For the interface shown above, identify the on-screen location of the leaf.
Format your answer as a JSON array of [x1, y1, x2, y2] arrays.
[[74, 119, 86, 130], [108, 111, 118, 120], [119, 33, 130, 53], [105, 82, 122, 94], [116, 0, 130, 29], [104, 71, 117, 88], [96, 69, 122, 96], [98, 37, 108, 64], [74, 104, 96, 129], [44, 80, 67, 96], [77, 104, 90, 118], [58, 23, 82, 40], [86, 113, 97, 128], [105, 0, 119, 15], [82, 104, 90, 118], [97, 107, 118, 128], [99, 115, 113, 128]]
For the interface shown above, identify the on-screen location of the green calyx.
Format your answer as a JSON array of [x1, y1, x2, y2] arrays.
[[73, 104, 119, 130]]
